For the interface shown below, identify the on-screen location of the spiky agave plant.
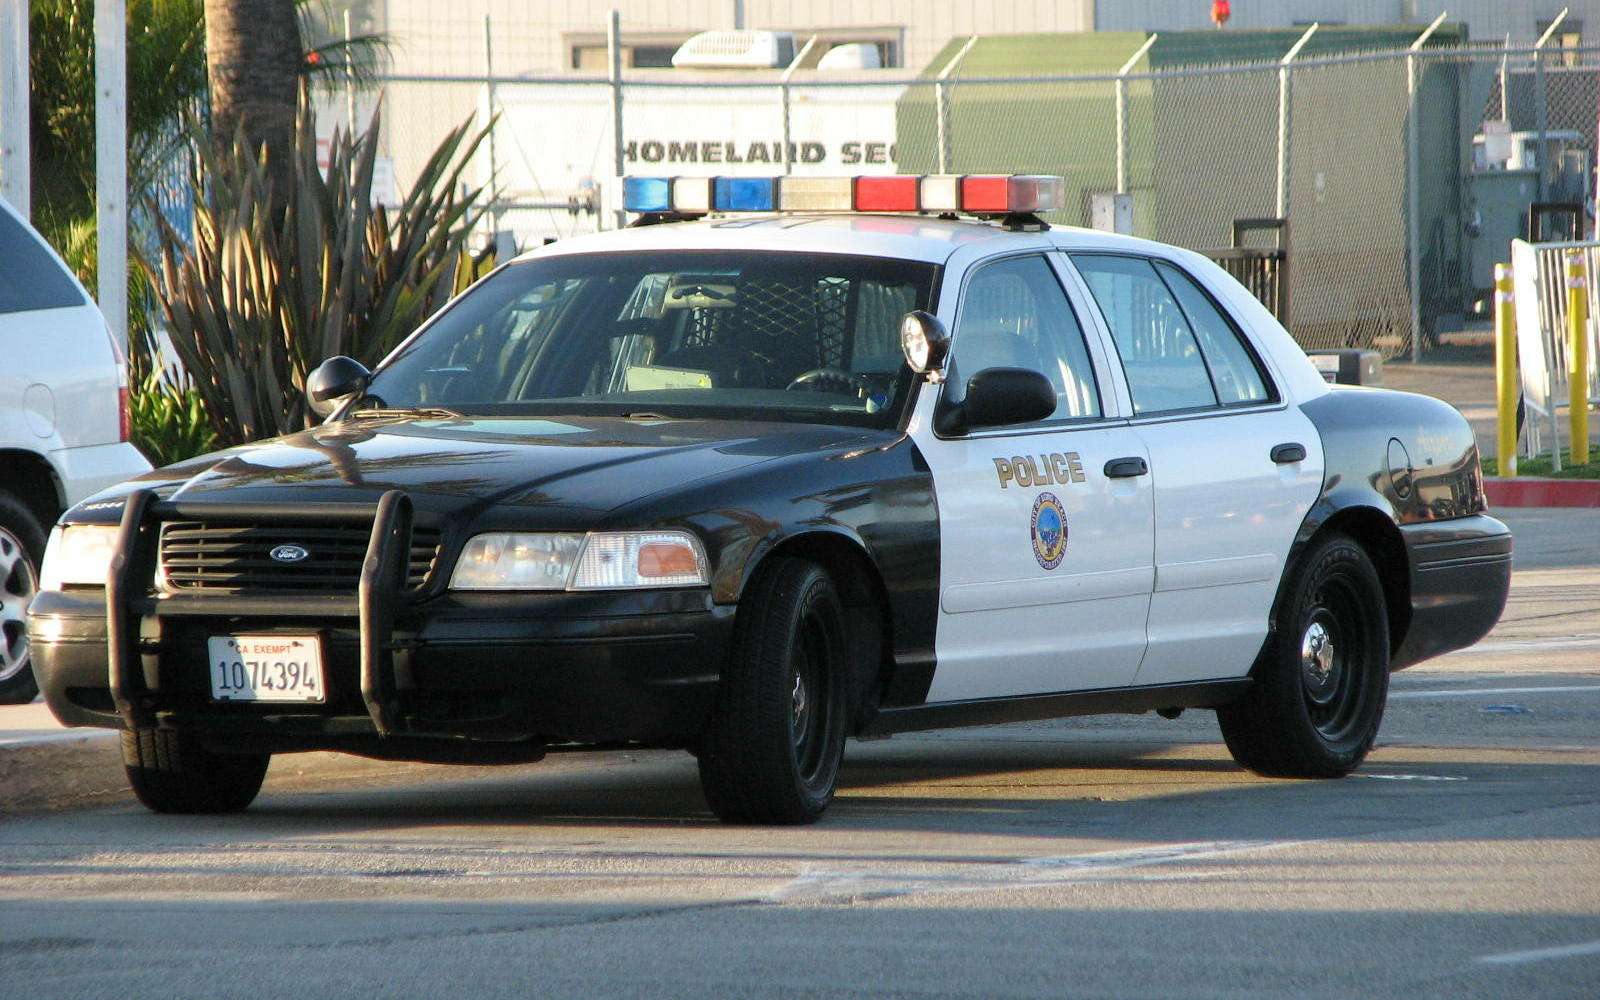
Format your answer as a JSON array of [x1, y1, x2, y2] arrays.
[[144, 97, 492, 447]]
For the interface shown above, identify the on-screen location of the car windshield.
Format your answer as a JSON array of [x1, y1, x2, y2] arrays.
[[364, 250, 940, 428]]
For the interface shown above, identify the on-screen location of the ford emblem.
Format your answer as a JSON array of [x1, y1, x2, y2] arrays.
[[269, 544, 310, 564]]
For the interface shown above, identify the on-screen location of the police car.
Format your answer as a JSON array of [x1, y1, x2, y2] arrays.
[[27, 174, 1511, 824]]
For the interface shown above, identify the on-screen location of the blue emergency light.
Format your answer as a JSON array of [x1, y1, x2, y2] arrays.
[[712, 177, 777, 212], [622, 177, 671, 213]]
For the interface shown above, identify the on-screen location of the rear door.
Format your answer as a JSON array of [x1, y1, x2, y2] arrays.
[[909, 251, 1155, 702], [1066, 252, 1322, 685]]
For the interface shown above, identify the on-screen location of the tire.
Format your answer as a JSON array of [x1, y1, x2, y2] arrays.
[[0, 491, 48, 705], [121, 728, 271, 814], [1218, 534, 1390, 778], [698, 557, 849, 825]]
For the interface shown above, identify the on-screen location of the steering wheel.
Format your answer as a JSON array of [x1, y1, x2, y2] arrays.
[[785, 367, 856, 395]]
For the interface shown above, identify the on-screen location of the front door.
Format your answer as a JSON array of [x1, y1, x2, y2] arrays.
[[909, 253, 1156, 703]]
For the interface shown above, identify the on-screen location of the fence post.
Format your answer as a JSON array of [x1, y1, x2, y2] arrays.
[[1275, 23, 1317, 219], [1115, 33, 1158, 196], [934, 36, 976, 175], [1568, 248, 1590, 466], [482, 15, 503, 237], [1406, 12, 1447, 364], [94, 0, 127, 350], [779, 36, 816, 176], [1495, 262, 1518, 477], [0, 0, 30, 219], [1532, 10, 1567, 204], [608, 10, 626, 229], [344, 9, 357, 136]]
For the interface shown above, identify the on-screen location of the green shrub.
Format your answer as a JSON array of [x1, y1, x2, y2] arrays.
[[144, 98, 490, 447], [128, 372, 218, 467]]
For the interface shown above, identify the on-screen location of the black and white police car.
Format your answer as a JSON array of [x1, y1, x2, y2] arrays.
[[28, 174, 1511, 824]]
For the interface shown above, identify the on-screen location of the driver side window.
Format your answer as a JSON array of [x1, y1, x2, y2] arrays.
[[951, 255, 1102, 424]]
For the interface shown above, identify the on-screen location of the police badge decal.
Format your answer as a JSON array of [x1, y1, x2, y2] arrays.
[[1030, 492, 1068, 570]]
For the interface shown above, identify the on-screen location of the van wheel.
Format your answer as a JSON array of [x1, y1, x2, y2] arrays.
[[0, 492, 46, 704], [698, 557, 848, 825], [121, 729, 271, 814], [1218, 534, 1390, 778]]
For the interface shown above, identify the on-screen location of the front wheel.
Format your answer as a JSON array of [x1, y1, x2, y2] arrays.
[[698, 557, 848, 824], [121, 729, 271, 814], [1218, 534, 1390, 778]]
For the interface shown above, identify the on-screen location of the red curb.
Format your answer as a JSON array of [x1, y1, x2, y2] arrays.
[[1485, 477, 1600, 508]]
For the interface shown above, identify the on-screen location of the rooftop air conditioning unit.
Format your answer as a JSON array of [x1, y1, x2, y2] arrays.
[[672, 30, 795, 69], [816, 42, 882, 71]]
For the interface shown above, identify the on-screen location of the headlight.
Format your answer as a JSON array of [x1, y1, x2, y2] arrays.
[[38, 525, 120, 590], [449, 530, 708, 591]]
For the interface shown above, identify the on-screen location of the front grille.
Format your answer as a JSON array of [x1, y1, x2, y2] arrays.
[[158, 521, 441, 593]]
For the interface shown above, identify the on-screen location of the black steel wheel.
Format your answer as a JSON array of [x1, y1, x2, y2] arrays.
[[0, 492, 47, 704], [122, 729, 271, 814], [698, 557, 848, 824], [1218, 534, 1390, 778]]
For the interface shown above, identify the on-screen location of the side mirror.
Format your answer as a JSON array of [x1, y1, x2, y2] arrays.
[[307, 356, 372, 417], [938, 367, 1056, 434], [900, 310, 951, 374]]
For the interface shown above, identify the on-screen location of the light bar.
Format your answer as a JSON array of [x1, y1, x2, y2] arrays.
[[960, 175, 1066, 214], [854, 175, 920, 212], [779, 176, 853, 211], [713, 177, 777, 211], [671, 177, 712, 213], [919, 175, 961, 212], [622, 174, 1066, 218]]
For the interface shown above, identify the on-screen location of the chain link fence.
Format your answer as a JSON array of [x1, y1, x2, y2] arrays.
[[357, 42, 1600, 360]]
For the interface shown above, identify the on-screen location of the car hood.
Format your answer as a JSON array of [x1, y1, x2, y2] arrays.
[[83, 415, 884, 524]]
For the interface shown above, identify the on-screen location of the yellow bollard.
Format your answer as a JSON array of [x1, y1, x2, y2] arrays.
[[1495, 263, 1518, 477], [1567, 249, 1590, 467]]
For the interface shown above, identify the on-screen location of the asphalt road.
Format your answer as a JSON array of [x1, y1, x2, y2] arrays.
[[2, 509, 1597, 999]]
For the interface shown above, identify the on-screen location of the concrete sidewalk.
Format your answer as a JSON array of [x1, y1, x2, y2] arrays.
[[0, 700, 111, 748]]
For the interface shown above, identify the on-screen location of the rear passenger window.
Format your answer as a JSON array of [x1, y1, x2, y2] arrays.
[[952, 255, 1101, 424], [1071, 254, 1217, 415], [0, 207, 86, 314], [1153, 260, 1272, 405]]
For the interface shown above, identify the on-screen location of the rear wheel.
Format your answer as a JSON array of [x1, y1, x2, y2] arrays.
[[0, 492, 47, 704], [121, 729, 271, 814], [698, 557, 848, 824], [1218, 534, 1390, 778]]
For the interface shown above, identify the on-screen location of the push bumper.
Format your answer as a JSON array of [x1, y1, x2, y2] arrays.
[[28, 489, 733, 753], [1391, 513, 1512, 669]]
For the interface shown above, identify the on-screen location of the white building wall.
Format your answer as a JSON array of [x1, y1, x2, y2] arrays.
[[380, 0, 1093, 77]]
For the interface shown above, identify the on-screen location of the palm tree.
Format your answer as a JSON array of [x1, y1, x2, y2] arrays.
[[203, 0, 302, 183]]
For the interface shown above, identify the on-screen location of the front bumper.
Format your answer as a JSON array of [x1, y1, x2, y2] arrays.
[[28, 489, 733, 753], [1391, 513, 1513, 669]]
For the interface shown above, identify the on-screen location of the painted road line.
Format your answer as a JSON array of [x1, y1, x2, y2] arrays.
[[765, 839, 1305, 903], [0, 730, 115, 748], [1452, 635, 1600, 654], [1476, 938, 1600, 966], [1389, 685, 1600, 700]]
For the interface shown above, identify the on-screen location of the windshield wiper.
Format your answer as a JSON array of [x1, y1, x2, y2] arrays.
[[346, 405, 464, 421]]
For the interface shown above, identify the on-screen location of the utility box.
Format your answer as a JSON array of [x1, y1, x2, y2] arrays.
[[1306, 348, 1383, 386], [1089, 193, 1133, 235]]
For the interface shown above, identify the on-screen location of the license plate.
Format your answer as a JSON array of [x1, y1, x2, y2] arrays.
[[207, 635, 326, 703]]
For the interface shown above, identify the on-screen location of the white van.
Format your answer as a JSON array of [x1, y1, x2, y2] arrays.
[[0, 198, 150, 702]]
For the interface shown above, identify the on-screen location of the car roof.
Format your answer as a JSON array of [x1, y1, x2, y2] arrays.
[[514, 213, 1224, 268], [516, 214, 1031, 265]]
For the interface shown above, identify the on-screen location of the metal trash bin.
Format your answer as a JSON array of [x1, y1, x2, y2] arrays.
[[1306, 348, 1383, 386]]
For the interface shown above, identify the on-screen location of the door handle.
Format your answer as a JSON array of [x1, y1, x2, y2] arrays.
[[1271, 442, 1307, 464], [1103, 456, 1149, 479]]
